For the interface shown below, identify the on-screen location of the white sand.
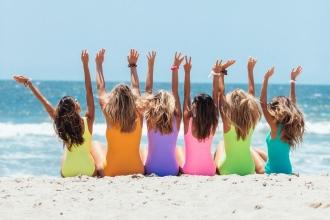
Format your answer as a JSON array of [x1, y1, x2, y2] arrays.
[[0, 174, 329, 220]]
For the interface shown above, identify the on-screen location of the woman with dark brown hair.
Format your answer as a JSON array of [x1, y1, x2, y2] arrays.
[[13, 50, 105, 177], [178, 57, 226, 176]]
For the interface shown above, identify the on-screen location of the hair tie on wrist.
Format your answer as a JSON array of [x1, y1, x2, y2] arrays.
[[171, 65, 179, 71], [128, 63, 137, 68], [208, 70, 228, 78], [208, 71, 221, 78]]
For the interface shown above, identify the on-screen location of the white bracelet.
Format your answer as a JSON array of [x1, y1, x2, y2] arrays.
[[290, 79, 296, 83], [208, 71, 221, 78]]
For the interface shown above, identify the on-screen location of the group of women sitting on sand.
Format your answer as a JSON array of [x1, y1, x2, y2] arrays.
[[13, 48, 305, 177]]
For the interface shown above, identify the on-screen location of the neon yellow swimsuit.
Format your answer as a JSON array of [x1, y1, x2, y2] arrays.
[[218, 125, 255, 175], [61, 117, 95, 177]]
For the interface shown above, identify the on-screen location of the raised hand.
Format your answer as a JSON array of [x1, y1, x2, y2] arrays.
[[247, 57, 257, 72], [183, 56, 192, 73], [291, 65, 302, 81], [221, 59, 236, 70], [212, 59, 223, 73], [81, 50, 89, 65], [13, 75, 31, 87], [264, 66, 275, 79], [95, 49, 105, 66], [13, 75, 56, 119], [173, 52, 184, 67], [147, 51, 156, 67], [127, 49, 139, 65]]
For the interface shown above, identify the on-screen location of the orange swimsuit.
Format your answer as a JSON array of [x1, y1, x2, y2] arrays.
[[104, 117, 144, 176]]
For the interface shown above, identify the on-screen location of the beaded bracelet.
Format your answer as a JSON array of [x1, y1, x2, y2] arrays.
[[128, 63, 137, 68]]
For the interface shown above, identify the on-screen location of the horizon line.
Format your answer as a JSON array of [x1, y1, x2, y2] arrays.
[[0, 79, 329, 86]]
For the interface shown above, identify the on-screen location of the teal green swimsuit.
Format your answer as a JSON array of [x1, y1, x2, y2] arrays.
[[264, 125, 292, 174]]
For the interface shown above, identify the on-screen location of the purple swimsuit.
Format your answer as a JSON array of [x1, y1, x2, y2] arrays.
[[144, 119, 179, 176]]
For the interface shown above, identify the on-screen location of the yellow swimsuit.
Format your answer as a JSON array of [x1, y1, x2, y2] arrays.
[[104, 117, 144, 176], [61, 117, 95, 177]]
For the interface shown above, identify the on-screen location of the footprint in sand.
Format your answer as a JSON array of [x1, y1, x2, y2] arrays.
[[310, 202, 322, 208]]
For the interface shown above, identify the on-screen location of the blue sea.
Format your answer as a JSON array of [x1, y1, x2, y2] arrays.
[[0, 80, 329, 176]]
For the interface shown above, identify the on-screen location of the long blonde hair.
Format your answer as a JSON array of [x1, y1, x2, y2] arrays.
[[224, 89, 261, 140], [105, 84, 137, 132], [143, 90, 176, 135], [268, 96, 305, 148]]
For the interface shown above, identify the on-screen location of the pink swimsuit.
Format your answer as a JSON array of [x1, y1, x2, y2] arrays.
[[182, 118, 216, 176]]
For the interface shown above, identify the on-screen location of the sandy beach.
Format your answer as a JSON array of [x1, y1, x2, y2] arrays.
[[0, 174, 329, 220]]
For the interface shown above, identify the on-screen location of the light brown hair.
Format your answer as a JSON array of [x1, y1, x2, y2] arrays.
[[143, 90, 175, 135], [105, 84, 137, 132], [268, 96, 305, 148], [224, 89, 261, 140]]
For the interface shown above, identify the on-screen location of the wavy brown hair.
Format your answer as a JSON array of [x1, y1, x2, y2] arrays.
[[268, 96, 305, 148], [224, 89, 261, 140], [191, 93, 219, 140], [54, 96, 84, 151], [105, 84, 137, 132], [143, 90, 175, 135]]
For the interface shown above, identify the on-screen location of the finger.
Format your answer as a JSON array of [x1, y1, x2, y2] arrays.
[[185, 56, 188, 64], [175, 52, 177, 58], [189, 56, 191, 64]]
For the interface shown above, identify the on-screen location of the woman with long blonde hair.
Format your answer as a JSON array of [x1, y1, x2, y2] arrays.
[[95, 49, 144, 176], [143, 52, 183, 176], [214, 57, 262, 175]]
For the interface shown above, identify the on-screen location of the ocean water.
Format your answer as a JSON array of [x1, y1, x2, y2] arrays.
[[0, 80, 329, 176]]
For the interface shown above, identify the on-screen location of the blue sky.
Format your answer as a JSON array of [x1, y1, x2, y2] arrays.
[[1, 0, 329, 84]]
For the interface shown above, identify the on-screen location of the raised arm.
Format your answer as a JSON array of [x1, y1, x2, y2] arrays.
[[260, 67, 277, 135], [247, 57, 257, 96], [81, 50, 95, 133], [172, 52, 184, 129], [95, 48, 107, 112], [212, 59, 222, 108], [183, 55, 192, 132], [13, 75, 56, 120], [127, 49, 140, 97], [290, 65, 302, 104], [218, 60, 235, 133], [145, 51, 156, 94]]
